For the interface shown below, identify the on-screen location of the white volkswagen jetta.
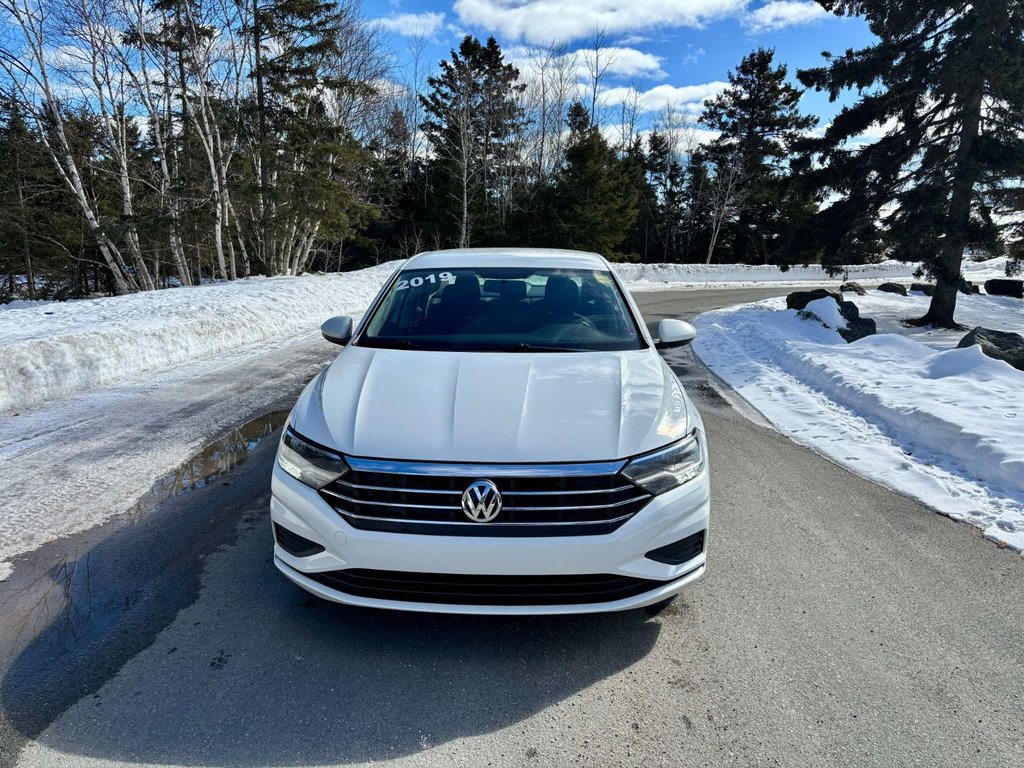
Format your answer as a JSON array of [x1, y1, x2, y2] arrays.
[[271, 248, 709, 614]]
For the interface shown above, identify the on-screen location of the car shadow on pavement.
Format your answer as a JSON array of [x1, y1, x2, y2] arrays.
[[3, 496, 663, 767]]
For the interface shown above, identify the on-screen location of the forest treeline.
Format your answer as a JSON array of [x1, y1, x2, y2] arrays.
[[0, 0, 1021, 327]]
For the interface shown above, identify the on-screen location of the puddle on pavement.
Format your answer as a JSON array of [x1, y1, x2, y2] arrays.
[[129, 409, 289, 518], [0, 409, 289, 646]]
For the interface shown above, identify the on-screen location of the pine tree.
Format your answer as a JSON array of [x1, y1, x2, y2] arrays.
[[248, 0, 359, 274], [547, 102, 638, 257], [680, 151, 713, 262], [643, 131, 687, 262], [701, 48, 817, 264], [420, 35, 526, 247], [796, 1, 1024, 327]]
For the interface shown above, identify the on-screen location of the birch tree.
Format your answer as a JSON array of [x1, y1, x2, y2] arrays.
[[0, 0, 142, 292]]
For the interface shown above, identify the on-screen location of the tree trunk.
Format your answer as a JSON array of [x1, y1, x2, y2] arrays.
[[253, 0, 274, 276], [16, 180, 35, 299], [912, 82, 985, 329]]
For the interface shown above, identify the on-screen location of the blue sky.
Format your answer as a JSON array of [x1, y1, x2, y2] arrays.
[[366, 0, 877, 133]]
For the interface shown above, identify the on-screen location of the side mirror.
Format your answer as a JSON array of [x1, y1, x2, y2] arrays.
[[321, 316, 353, 346], [655, 318, 697, 350]]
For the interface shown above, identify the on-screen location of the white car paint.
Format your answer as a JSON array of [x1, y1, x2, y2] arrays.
[[271, 248, 710, 614]]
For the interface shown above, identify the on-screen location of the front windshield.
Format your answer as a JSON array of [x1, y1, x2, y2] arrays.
[[358, 267, 645, 352]]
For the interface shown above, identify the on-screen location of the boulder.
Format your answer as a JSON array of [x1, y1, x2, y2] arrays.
[[840, 281, 866, 296], [877, 282, 908, 296], [786, 288, 842, 311], [836, 300, 876, 342], [798, 294, 877, 343], [957, 327, 1024, 370], [984, 279, 1024, 299], [910, 282, 935, 296], [959, 278, 980, 295]]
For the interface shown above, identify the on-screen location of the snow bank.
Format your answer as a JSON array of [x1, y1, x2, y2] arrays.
[[0, 263, 401, 414], [612, 256, 1007, 290], [691, 295, 1024, 553]]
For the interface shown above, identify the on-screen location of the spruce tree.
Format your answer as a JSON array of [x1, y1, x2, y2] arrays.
[[420, 36, 526, 247], [680, 151, 713, 262], [547, 102, 638, 257], [644, 131, 687, 262], [701, 48, 817, 264], [796, 1, 1024, 327]]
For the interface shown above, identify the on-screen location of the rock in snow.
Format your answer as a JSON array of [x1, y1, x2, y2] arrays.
[[878, 282, 909, 296], [797, 295, 876, 343], [910, 282, 935, 296], [786, 288, 841, 311], [836, 301, 877, 343], [984, 279, 1024, 299], [840, 281, 867, 295], [957, 327, 1024, 371], [959, 278, 980, 295]]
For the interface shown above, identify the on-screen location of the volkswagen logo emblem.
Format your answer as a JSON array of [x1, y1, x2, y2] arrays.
[[461, 479, 502, 522]]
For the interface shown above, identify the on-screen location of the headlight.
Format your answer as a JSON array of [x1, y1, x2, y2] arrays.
[[277, 427, 348, 489], [621, 432, 704, 495]]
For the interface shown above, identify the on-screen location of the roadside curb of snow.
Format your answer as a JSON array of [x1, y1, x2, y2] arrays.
[[0, 263, 402, 415], [690, 301, 1024, 556]]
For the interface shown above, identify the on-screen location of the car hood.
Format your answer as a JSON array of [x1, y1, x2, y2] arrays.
[[289, 345, 692, 463]]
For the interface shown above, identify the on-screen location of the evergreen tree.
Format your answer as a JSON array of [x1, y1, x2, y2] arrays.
[[547, 102, 638, 257], [796, 1, 1024, 327], [643, 131, 687, 262], [701, 48, 817, 264], [680, 150, 713, 262], [420, 35, 526, 248], [248, 0, 362, 274]]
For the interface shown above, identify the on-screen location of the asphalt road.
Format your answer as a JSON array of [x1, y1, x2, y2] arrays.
[[3, 286, 1023, 768]]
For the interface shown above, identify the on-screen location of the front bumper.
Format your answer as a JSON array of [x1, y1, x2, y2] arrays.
[[269, 457, 710, 616]]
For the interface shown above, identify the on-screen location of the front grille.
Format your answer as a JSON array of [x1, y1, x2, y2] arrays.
[[318, 457, 652, 537], [306, 568, 690, 606]]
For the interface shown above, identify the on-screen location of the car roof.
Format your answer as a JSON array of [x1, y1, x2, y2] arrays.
[[405, 248, 611, 272]]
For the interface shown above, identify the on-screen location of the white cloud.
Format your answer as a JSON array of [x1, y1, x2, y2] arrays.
[[600, 124, 721, 153], [375, 11, 445, 37], [856, 117, 898, 141], [682, 46, 706, 66], [743, 1, 827, 34], [453, 0, 748, 44], [600, 81, 729, 114], [590, 46, 667, 79], [508, 44, 667, 81]]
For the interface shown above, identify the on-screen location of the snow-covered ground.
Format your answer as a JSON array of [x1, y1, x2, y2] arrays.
[[690, 289, 1024, 554], [614, 256, 1008, 291]]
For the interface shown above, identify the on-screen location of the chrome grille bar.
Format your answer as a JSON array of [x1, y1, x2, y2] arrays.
[[322, 488, 648, 512], [319, 455, 652, 536], [333, 479, 638, 496], [344, 456, 626, 477]]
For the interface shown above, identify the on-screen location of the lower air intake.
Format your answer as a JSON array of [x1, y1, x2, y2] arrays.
[[274, 523, 325, 558], [645, 530, 705, 565], [305, 568, 688, 606]]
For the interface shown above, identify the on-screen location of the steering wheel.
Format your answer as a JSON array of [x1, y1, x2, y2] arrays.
[[574, 313, 597, 329]]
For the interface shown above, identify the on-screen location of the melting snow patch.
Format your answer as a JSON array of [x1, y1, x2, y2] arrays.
[[692, 295, 1024, 554]]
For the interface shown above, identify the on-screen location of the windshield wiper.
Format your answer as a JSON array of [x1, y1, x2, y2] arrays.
[[364, 338, 440, 351], [488, 342, 585, 353]]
